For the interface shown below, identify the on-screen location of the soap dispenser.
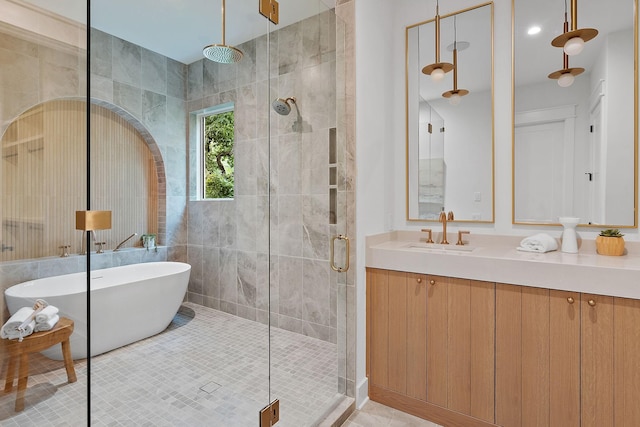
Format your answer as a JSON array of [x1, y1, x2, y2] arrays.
[[559, 217, 580, 253]]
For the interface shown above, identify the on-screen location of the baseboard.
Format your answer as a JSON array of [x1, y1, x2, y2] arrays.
[[356, 377, 369, 409]]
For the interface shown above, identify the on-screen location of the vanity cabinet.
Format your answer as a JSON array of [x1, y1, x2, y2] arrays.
[[367, 268, 640, 427]]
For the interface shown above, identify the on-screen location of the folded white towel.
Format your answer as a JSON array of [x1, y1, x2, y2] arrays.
[[35, 305, 59, 323], [35, 315, 59, 332], [518, 233, 558, 253], [1, 307, 36, 341]]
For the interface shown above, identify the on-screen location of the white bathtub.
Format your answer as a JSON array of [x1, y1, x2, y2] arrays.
[[4, 261, 190, 360]]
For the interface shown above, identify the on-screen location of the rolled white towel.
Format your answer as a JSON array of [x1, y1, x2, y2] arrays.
[[1, 307, 36, 341], [518, 233, 558, 253], [35, 305, 59, 323], [35, 315, 59, 332]]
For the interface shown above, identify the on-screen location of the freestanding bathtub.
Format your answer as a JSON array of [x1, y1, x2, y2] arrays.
[[4, 261, 190, 360]]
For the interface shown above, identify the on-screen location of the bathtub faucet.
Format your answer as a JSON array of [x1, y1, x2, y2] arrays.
[[114, 233, 138, 251], [79, 230, 105, 255]]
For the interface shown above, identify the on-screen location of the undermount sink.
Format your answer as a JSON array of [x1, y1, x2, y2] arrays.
[[404, 243, 478, 253]]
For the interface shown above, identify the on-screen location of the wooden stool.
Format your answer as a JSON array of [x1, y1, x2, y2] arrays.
[[3, 317, 77, 411]]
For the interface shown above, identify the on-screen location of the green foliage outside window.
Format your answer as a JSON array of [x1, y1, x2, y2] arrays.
[[204, 111, 234, 199]]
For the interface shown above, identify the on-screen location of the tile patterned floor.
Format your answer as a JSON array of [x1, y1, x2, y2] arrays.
[[0, 303, 340, 426], [342, 400, 442, 427]]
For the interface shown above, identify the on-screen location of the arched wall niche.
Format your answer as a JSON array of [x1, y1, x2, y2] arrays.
[[1, 97, 166, 261]]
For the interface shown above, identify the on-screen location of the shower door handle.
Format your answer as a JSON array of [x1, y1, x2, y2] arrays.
[[330, 234, 350, 273]]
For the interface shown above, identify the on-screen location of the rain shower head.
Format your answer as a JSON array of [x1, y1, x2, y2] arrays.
[[272, 97, 297, 115], [203, 44, 243, 64], [203, 0, 243, 64]]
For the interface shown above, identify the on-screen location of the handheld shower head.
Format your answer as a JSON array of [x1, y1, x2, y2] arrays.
[[272, 97, 296, 115]]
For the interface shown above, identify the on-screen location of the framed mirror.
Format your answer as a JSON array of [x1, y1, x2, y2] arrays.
[[513, 0, 637, 227], [406, 2, 494, 222]]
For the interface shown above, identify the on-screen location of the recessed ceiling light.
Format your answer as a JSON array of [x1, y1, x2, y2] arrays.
[[528, 26, 542, 36]]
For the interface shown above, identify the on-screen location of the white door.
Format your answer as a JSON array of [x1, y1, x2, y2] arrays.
[[514, 121, 566, 222]]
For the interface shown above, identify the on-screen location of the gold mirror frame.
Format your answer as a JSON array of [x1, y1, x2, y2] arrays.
[[511, 0, 638, 228], [405, 2, 495, 223]]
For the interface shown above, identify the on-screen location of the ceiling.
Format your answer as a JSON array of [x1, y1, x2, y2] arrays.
[[22, 0, 335, 64]]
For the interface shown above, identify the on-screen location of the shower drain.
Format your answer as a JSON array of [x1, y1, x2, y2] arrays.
[[199, 381, 222, 394]]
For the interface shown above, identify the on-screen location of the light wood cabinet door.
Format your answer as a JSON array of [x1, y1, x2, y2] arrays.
[[581, 294, 614, 427], [613, 296, 640, 426], [367, 268, 389, 389], [366, 268, 427, 399], [581, 294, 640, 427], [496, 284, 581, 427], [428, 275, 495, 423], [426, 275, 448, 407], [406, 272, 428, 401]]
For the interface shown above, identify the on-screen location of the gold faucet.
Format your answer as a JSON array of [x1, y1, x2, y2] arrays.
[[439, 210, 454, 244], [421, 228, 434, 244], [457, 230, 470, 245]]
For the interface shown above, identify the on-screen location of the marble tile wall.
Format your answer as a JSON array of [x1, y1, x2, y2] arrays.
[[185, 9, 342, 345], [89, 28, 189, 258]]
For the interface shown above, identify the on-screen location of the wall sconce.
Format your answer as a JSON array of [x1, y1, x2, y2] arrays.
[[551, 0, 598, 56], [422, 0, 453, 82], [75, 210, 112, 231], [442, 17, 469, 105]]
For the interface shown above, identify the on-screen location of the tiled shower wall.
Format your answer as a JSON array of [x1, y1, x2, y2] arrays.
[[185, 10, 342, 344]]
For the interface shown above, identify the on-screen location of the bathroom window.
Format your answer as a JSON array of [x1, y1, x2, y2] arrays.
[[200, 106, 235, 199]]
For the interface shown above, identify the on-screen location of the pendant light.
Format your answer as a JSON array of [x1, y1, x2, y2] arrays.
[[442, 16, 469, 105], [551, 0, 598, 56], [548, 1, 585, 87], [202, 0, 244, 64], [548, 52, 584, 87], [422, 0, 454, 82]]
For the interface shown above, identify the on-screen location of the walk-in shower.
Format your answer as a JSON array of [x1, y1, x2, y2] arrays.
[[0, 0, 350, 425]]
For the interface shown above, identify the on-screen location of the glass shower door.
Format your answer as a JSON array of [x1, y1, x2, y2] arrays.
[[265, 1, 350, 425], [0, 0, 89, 423]]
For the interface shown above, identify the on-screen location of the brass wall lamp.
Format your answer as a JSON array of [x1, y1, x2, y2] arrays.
[[75, 210, 112, 231]]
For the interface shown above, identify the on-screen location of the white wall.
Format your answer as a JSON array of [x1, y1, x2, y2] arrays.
[[354, 0, 640, 405], [354, 0, 394, 408]]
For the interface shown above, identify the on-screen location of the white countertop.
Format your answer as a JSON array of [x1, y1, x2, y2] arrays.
[[366, 231, 640, 300]]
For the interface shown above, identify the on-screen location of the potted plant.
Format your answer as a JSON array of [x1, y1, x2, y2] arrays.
[[595, 229, 625, 256]]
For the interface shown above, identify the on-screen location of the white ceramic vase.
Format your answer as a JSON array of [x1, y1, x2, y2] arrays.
[[559, 217, 580, 253]]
